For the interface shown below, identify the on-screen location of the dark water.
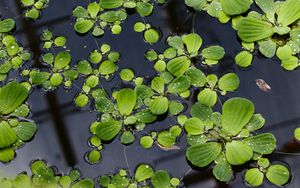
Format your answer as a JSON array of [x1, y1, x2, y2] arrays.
[[1, 0, 300, 187]]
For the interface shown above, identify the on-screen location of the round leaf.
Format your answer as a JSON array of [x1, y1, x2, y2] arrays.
[[225, 141, 253, 165], [95, 120, 122, 141]]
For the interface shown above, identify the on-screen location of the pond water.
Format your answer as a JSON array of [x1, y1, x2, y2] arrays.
[[1, 0, 300, 187]]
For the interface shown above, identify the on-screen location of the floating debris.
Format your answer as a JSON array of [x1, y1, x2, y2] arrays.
[[156, 142, 181, 151], [255, 79, 271, 92]]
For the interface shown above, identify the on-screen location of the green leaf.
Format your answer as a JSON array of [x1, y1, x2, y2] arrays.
[[95, 120, 122, 141], [13, 122, 37, 141], [218, 73, 240, 92], [116, 88, 137, 116], [0, 121, 17, 148], [54, 51, 71, 70], [168, 76, 190, 94], [266, 165, 290, 186], [151, 77, 165, 94], [21, 0, 34, 6], [167, 56, 191, 77], [294, 127, 300, 141], [185, 0, 207, 11], [99, 60, 117, 75], [54, 36, 67, 47], [135, 109, 157, 123], [222, 97, 254, 136], [87, 2, 100, 18], [140, 136, 154, 149], [258, 40, 277, 58], [225, 141, 253, 165], [157, 131, 176, 148], [220, 0, 253, 16], [74, 19, 94, 34], [100, 0, 123, 9], [149, 96, 169, 115], [120, 131, 135, 145], [71, 179, 94, 188], [255, 0, 275, 22], [186, 142, 222, 167], [201, 45, 225, 61], [151, 170, 171, 188], [276, 45, 293, 60], [281, 56, 299, 70], [144, 29, 159, 44], [277, 0, 300, 26], [186, 67, 206, 87], [237, 17, 274, 42], [0, 147, 15, 163], [25, 8, 40, 19], [197, 89, 217, 107], [72, 6, 88, 18], [0, 19, 15, 33], [169, 101, 184, 115], [136, 2, 153, 17], [13, 174, 31, 188], [213, 159, 233, 182], [86, 150, 101, 164], [184, 117, 204, 135], [244, 168, 264, 187], [182, 33, 203, 55], [167, 36, 184, 50], [135, 164, 154, 182], [235, 51, 253, 67], [243, 133, 276, 154], [191, 102, 213, 122], [0, 81, 28, 115], [245, 114, 265, 131]]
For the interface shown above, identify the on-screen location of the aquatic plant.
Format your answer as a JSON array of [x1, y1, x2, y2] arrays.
[[20, 0, 50, 20]]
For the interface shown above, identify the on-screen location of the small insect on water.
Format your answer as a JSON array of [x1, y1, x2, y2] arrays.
[[255, 79, 271, 92]]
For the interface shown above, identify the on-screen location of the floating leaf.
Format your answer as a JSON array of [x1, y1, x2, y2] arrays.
[[187, 142, 222, 167], [95, 120, 122, 141], [186, 67, 206, 87], [235, 51, 253, 67], [218, 73, 240, 92], [99, 0, 123, 9], [140, 136, 154, 149], [136, 2, 153, 17], [120, 131, 135, 145], [86, 150, 101, 164], [244, 168, 264, 187], [0, 81, 28, 115], [116, 88, 137, 116], [0, 147, 15, 163], [0, 19, 15, 33], [243, 133, 276, 154], [213, 159, 233, 182], [149, 96, 169, 115], [294, 127, 300, 141], [281, 56, 299, 70], [151, 170, 170, 188], [99, 60, 117, 75], [87, 2, 100, 18], [277, 0, 300, 26], [151, 77, 165, 94], [225, 141, 253, 165], [266, 165, 290, 186], [167, 56, 191, 77], [135, 164, 154, 182], [71, 179, 94, 188], [191, 102, 213, 122], [135, 109, 157, 123], [245, 114, 265, 131], [220, 0, 253, 16], [182, 33, 203, 55], [258, 40, 277, 58], [168, 76, 190, 94], [144, 29, 159, 44], [74, 20, 94, 34], [13, 122, 37, 141], [255, 0, 275, 22], [54, 51, 71, 70], [184, 117, 204, 135], [185, 0, 207, 11], [73, 6, 88, 18], [169, 101, 184, 115], [222, 98, 254, 136], [157, 131, 176, 148], [0, 121, 17, 148], [197, 89, 217, 107], [201, 45, 225, 61], [237, 17, 274, 42]]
